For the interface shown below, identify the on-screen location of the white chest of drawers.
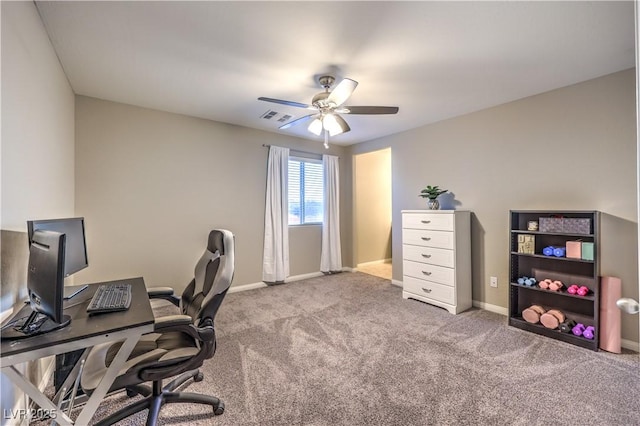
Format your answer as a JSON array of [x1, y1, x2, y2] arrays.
[[401, 210, 472, 314]]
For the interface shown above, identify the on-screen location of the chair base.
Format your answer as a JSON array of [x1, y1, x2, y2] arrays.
[[95, 370, 224, 426]]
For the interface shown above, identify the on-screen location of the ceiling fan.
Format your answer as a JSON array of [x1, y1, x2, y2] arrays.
[[258, 75, 399, 148]]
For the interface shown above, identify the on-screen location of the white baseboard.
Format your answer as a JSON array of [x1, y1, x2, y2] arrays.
[[391, 279, 403, 288], [472, 300, 509, 316], [356, 258, 392, 268], [227, 281, 267, 294], [621, 338, 640, 352], [229, 270, 351, 294], [286, 271, 324, 282]]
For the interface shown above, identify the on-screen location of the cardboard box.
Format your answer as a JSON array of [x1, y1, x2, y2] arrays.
[[581, 242, 594, 261], [566, 241, 582, 259], [517, 234, 535, 254]]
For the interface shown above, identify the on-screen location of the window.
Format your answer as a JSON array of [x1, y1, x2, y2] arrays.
[[288, 157, 323, 225]]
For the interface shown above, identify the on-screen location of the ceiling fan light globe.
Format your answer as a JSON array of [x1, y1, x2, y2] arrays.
[[308, 117, 323, 136], [322, 114, 343, 136]]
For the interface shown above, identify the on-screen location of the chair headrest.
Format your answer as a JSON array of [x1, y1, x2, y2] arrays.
[[207, 229, 229, 255]]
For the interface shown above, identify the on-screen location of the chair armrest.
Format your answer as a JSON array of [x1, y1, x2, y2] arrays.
[[147, 287, 180, 307], [153, 315, 215, 342], [154, 314, 192, 330]]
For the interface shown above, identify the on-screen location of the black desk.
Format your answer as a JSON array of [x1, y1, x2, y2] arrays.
[[1, 277, 154, 426]]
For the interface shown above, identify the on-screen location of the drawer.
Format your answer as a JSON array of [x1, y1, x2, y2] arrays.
[[403, 244, 454, 268], [403, 260, 454, 286], [403, 213, 453, 231], [402, 229, 454, 250], [403, 276, 455, 305]]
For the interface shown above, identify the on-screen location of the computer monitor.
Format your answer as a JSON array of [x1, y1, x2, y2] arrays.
[[27, 217, 88, 277], [1, 230, 71, 339]]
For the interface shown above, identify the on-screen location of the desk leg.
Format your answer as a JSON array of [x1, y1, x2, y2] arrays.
[[2, 366, 75, 426], [73, 334, 139, 426]]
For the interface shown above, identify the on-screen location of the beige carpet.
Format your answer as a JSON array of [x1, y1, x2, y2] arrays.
[[53, 272, 640, 425]]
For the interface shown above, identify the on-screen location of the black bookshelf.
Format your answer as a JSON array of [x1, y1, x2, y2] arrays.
[[508, 210, 600, 351]]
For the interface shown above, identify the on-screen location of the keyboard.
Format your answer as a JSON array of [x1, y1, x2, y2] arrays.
[[86, 283, 132, 314]]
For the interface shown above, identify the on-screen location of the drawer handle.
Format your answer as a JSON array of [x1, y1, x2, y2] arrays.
[[421, 237, 431, 241], [421, 220, 431, 224], [421, 254, 432, 258], [422, 271, 432, 276], [421, 288, 432, 293]]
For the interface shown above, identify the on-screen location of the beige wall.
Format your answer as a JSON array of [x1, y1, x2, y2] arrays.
[[350, 69, 638, 343], [1, 1, 75, 233], [354, 148, 392, 264], [74, 96, 352, 291], [1, 1, 76, 420]]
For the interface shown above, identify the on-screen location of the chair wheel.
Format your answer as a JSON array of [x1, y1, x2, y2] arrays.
[[214, 401, 225, 415], [194, 372, 204, 382]]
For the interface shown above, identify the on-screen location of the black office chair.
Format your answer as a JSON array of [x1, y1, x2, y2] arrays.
[[80, 229, 235, 426]]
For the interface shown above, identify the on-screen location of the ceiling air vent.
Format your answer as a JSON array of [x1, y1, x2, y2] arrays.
[[260, 110, 279, 120], [260, 110, 294, 124]]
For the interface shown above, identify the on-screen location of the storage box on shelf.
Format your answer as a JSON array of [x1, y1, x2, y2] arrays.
[[509, 210, 600, 351], [401, 210, 471, 314]]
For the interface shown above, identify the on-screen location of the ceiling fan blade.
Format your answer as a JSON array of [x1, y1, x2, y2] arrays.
[[326, 78, 358, 107], [340, 106, 399, 115], [279, 114, 316, 130], [258, 97, 312, 109]]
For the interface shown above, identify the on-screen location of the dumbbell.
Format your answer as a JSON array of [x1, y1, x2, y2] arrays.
[[522, 305, 546, 324], [577, 286, 590, 296], [548, 280, 564, 292], [583, 326, 596, 340], [572, 323, 586, 336], [559, 319, 577, 333], [517, 276, 537, 287], [540, 309, 565, 329], [539, 279, 552, 289], [567, 284, 579, 294], [552, 247, 566, 257]]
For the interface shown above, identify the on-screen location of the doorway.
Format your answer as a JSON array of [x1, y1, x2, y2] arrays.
[[354, 148, 392, 280]]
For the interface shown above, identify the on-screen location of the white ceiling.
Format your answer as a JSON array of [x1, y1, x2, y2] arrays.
[[35, 1, 635, 146]]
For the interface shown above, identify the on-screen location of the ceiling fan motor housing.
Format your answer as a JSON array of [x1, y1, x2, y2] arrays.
[[312, 91, 331, 108], [318, 75, 335, 89]]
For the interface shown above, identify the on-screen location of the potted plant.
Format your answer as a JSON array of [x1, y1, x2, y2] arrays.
[[419, 185, 448, 210]]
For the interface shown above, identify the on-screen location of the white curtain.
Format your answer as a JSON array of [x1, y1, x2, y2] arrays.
[[321, 154, 342, 272], [262, 146, 290, 282]]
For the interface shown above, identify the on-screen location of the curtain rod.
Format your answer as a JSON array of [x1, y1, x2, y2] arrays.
[[261, 144, 339, 158]]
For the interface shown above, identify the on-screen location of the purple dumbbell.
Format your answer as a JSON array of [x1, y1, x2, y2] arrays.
[[583, 326, 595, 340], [572, 323, 585, 336]]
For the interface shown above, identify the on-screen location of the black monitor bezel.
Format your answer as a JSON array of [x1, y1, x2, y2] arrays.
[[27, 217, 88, 278]]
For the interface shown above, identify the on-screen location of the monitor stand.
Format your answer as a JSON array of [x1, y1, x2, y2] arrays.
[[1, 311, 71, 340]]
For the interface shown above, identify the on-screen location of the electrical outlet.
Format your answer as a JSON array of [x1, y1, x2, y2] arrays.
[[490, 276, 498, 288]]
